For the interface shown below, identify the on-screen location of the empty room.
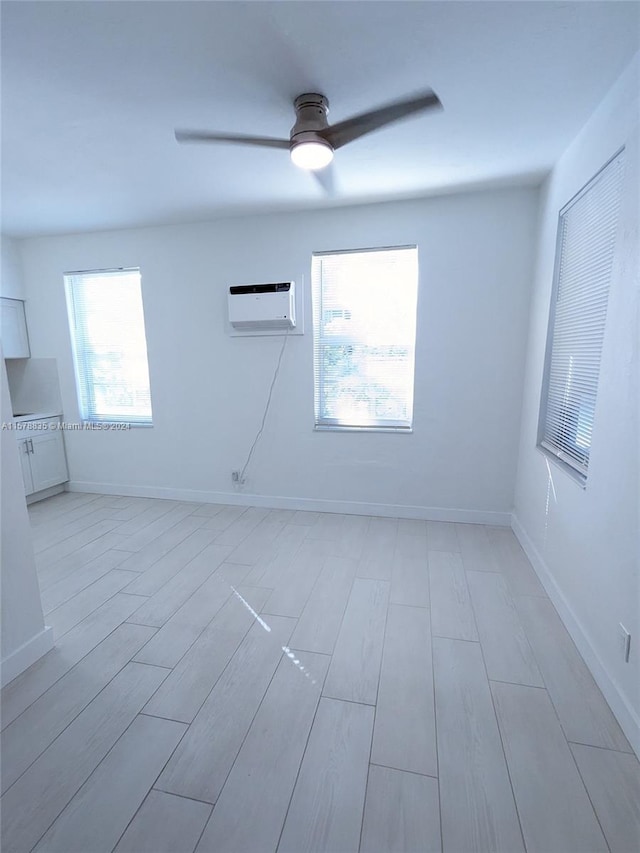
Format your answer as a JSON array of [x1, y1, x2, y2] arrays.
[[1, 1, 638, 852]]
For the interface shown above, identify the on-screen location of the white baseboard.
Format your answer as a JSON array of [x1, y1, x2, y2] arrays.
[[67, 480, 510, 526], [26, 483, 65, 505], [512, 514, 640, 757], [1, 625, 54, 688]]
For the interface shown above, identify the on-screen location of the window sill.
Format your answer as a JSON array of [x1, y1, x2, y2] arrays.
[[314, 425, 413, 434], [537, 443, 587, 489]]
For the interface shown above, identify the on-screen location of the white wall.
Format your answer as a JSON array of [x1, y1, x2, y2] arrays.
[[1, 235, 25, 299], [513, 54, 640, 751], [1, 354, 52, 685], [18, 187, 538, 522], [6, 358, 63, 417]]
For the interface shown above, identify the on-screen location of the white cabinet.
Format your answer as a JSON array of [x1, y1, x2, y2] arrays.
[[18, 436, 34, 494], [16, 417, 68, 497], [1, 297, 31, 358]]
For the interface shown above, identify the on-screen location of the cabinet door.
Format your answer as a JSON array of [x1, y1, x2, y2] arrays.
[[1, 298, 30, 358], [18, 438, 35, 495], [29, 428, 68, 492]]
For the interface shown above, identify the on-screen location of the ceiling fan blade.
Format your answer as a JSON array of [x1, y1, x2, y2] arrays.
[[312, 164, 336, 196], [175, 130, 290, 150], [320, 90, 442, 150]]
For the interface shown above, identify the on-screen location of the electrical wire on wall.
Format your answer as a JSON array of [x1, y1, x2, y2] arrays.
[[238, 329, 289, 485]]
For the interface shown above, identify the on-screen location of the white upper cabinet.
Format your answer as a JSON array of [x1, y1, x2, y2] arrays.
[[1, 297, 30, 358]]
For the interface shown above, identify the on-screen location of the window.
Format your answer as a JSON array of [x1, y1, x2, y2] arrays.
[[538, 150, 624, 482], [312, 246, 419, 430], [65, 268, 153, 425]]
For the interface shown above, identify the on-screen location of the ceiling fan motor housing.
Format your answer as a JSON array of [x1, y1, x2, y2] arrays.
[[291, 94, 330, 144]]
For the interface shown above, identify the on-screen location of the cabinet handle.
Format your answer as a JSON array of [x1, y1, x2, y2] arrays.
[[23, 440, 30, 454], [28, 439, 34, 454]]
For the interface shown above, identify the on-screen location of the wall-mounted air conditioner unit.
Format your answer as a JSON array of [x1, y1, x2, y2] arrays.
[[228, 282, 296, 330]]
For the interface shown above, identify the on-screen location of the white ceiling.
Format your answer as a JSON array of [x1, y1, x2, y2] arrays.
[[2, 1, 638, 238]]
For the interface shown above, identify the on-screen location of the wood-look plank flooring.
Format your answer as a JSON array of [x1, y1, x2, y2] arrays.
[[1, 491, 637, 853]]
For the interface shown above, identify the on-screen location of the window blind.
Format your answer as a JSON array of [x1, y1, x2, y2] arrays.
[[539, 150, 624, 480], [312, 246, 419, 430], [65, 268, 153, 425]]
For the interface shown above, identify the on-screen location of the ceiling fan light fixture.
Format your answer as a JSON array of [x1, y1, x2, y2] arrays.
[[290, 138, 334, 171], [176, 89, 442, 190]]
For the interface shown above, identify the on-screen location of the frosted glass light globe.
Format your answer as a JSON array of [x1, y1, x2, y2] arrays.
[[290, 140, 334, 170]]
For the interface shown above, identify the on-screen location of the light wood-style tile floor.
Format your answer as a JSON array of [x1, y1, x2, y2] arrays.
[[2, 491, 639, 853]]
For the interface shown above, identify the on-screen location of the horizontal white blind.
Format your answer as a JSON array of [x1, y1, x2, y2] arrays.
[[312, 246, 418, 429], [65, 268, 153, 424], [540, 151, 624, 479]]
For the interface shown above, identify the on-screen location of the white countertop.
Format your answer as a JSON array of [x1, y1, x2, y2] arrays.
[[12, 412, 63, 422]]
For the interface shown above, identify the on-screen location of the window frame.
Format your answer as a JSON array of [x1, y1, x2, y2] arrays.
[[537, 149, 624, 485], [312, 244, 419, 433], [64, 266, 154, 427]]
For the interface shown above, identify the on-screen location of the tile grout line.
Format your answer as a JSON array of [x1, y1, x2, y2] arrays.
[[506, 646, 617, 852], [368, 761, 439, 780], [466, 543, 529, 851], [108, 714, 193, 853], [509, 593, 625, 754], [0, 614, 160, 734], [186, 617, 300, 839], [1, 653, 166, 799], [567, 744, 614, 853], [273, 652, 331, 853], [2, 644, 156, 797], [46, 584, 151, 643], [139, 610, 254, 726], [428, 553, 445, 853], [430, 633, 481, 644], [463, 542, 527, 851], [35, 517, 128, 565], [124, 552, 242, 639], [117, 523, 228, 595], [476, 630, 528, 853], [567, 739, 638, 755], [151, 785, 214, 806], [358, 585, 391, 853], [21, 677, 174, 853]]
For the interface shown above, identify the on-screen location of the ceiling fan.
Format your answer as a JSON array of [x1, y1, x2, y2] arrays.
[[175, 90, 443, 182]]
